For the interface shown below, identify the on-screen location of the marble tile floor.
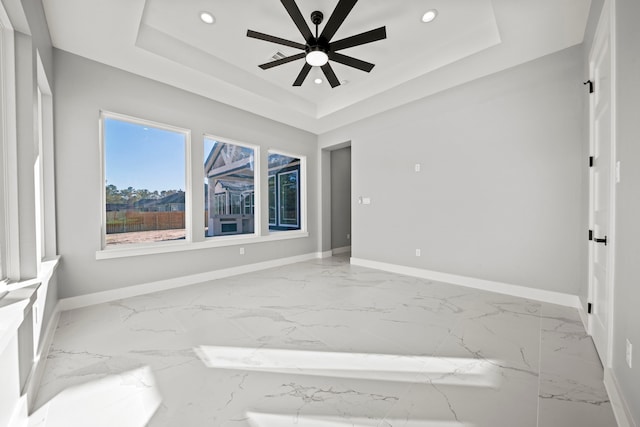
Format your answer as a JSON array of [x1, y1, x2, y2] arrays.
[[31, 255, 617, 427]]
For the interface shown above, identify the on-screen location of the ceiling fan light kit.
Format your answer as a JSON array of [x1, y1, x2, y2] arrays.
[[247, 0, 387, 88], [305, 48, 329, 67]]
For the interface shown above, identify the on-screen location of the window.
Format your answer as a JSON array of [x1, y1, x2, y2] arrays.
[[97, 114, 306, 259], [268, 152, 302, 231], [268, 175, 276, 226], [204, 137, 256, 237], [0, 27, 6, 283], [243, 192, 254, 215], [0, 11, 14, 283], [102, 113, 188, 247]]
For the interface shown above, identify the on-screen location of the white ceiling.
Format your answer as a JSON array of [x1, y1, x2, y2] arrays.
[[43, 0, 592, 134]]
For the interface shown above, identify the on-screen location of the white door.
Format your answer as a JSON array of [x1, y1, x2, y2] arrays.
[[588, 2, 614, 366]]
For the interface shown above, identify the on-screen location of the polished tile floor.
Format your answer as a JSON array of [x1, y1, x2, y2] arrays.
[[32, 255, 617, 427]]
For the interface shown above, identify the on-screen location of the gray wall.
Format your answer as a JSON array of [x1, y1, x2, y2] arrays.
[[613, 0, 640, 422], [320, 46, 584, 295], [53, 50, 318, 299], [331, 147, 351, 250], [19, 0, 53, 78]]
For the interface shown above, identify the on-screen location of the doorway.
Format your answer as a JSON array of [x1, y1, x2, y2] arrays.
[[587, 0, 616, 367], [330, 146, 352, 255]]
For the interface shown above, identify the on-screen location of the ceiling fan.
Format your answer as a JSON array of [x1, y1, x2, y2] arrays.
[[247, 0, 387, 88]]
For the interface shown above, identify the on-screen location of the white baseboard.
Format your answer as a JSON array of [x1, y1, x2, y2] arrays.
[[319, 250, 334, 259], [59, 251, 326, 311], [332, 246, 351, 255], [350, 257, 581, 308], [604, 368, 636, 427], [577, 300, 590, 333]]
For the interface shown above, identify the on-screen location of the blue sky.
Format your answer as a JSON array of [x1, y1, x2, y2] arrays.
[[104, 118, 186, 192]]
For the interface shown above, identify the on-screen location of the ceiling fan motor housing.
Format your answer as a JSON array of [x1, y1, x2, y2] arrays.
[[311, 10, 324, 26], [306, 40, 329, 55]]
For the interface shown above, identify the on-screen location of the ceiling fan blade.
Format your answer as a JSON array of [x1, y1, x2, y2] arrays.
[[330, 26, 387, 51], [247, 30, 306, 50], [321, 63, 341, 88], [259, 52, 306, 70], [281, 0, 314, 43], [293, 63, 312, 86], [320, 0, 358, 42], [328, 52, 375, 72]]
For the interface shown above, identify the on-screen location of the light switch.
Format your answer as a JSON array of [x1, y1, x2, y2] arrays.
[[362, 197, 371, 205]]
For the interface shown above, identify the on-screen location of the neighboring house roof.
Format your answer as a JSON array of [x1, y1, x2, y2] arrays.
[[135, 191, 185, 209]]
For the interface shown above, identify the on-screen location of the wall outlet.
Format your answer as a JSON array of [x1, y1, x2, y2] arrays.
[[347, 234, 350, 240], [414, 163, 421, 172], [626, 339, 633, 368], [415, 249, 421, 257], [239, 247, 245, 255]]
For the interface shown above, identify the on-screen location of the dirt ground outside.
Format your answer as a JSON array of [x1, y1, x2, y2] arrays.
[[106, 229, 186, 245]]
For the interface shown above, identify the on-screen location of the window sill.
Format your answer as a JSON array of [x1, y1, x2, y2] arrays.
[[95, 230, 309, 260], [0, 257, 59, 355]]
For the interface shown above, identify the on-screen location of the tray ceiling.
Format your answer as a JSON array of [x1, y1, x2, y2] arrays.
[[44, 0, 591, 134]]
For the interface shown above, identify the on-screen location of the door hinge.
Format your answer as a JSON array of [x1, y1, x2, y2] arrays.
[[584, 80, 594, 94], [588, 302, 593, 314], [589, 156, 594, 167], [589, 229, 593, 241]]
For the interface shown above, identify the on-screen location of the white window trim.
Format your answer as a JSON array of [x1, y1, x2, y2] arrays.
[[95, 229, 309, 259], [95, 117, 310, 260], [0, 6, 20, 284], [36, 51, 56, 264], [203, 134, 261, 240], [98, 111, 192, 250]]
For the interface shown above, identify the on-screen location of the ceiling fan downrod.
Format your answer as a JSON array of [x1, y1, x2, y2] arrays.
[[311, 10, 323, 39]]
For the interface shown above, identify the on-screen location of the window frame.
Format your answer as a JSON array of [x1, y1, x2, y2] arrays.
[[99, 111, 192, 251], [242, 192, 254, 215], [35, 52, 56, 265], [0, 8, 19, 284], [96, 122, 308, 260], [267, 149, 306, 234], [268, 175, 276, 226], [277, 169, 300, 228], [203, 134, 260, 240]]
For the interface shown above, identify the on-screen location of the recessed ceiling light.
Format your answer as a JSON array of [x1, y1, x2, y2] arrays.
[[200, 12, 215, 24], [421, 9, 438, 23], [314, 78, 323, 85]]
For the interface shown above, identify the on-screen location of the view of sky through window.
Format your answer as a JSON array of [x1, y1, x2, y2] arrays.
[[104, 118, 185, 192]]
